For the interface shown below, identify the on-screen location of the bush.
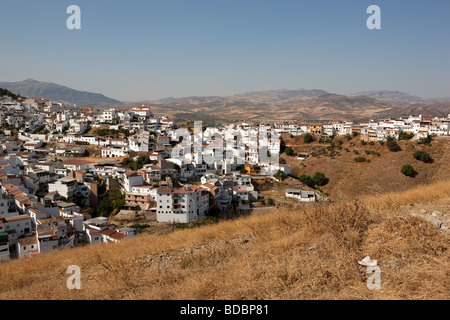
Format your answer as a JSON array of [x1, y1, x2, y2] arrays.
[[401, 164, 415, 177], [386, 137, 401, 152], [303, 133, 314, 143], [354, 157, 368, 163], [312, 172, 329, 186], [399, 132, 415, 140], [413, 150, 431, 163], [274, 170, 287, 181], [417, 136, 433, 146], [298, 174, 315, 188], [285, 147, 294, 156], [267, 198, 274, 205]]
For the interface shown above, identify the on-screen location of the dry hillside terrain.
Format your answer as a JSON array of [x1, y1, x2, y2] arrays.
[[282, 136, 450, 202], [0, 180, 449, 300], [127, 90, 450, 122]]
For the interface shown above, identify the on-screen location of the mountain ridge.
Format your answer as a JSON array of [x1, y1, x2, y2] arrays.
[[0, 79, 124, 107]]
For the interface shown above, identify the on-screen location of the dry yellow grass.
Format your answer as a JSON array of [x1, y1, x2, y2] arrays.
[[0, 181, 449, 300]]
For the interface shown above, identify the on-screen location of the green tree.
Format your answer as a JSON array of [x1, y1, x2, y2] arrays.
[[303, 133, 314, 143], [285, 147, 294, 156], [110, 187, 125, 210], [97, 197, 113, 217], [386, 136, 401, 152], [298, 174, 315, 188], [274, 170, 287, 181], [312, 172, 329, 186], [399, 132, 414, 140]]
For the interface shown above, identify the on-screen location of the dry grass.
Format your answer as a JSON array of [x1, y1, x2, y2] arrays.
[[0, 181, 449, 300]]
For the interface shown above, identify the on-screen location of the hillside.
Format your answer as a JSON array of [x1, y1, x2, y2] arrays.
[[353, 91, 424, 103], [128, 92, 450, 123], [282, 136, 450, 201], [0, 79, 124, 107], [0, 180, 449, 300], [0, 88, 26, 100]]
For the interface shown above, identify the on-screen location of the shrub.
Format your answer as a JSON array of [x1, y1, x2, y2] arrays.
[[312, 172, 329, 186], [399, 132, 415, 140], [413, 150, 431, 163], [401, 164, 415, 177], [274, 170, 287, 181], [285, 147, 294, 156], [298, 174, 315, 188], [266, 198, 274, 205], [303, 133, 314, 143], [417, 136, 433, 146], [354, 157, 368, 163], [386, 137, 401, 152]]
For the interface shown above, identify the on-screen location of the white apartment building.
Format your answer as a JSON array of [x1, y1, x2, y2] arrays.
[[131, 105, 153, 118], [156, 187, 209, 224], [123, 171, 144, 193], [102, 147, 128, 158], [102, 108, 117, 123]]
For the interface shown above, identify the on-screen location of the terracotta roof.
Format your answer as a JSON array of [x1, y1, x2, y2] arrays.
[[18, 235, 38, 245], [109, 232, 127, 241], [101, 228, 117, 236], [14, 194, 28, 201], [63, 160, 94, 166]]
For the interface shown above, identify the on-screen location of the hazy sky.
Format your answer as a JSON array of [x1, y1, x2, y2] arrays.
[[1, 0, 449, 101]]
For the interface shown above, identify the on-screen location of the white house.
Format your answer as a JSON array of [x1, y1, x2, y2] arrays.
[[17, 235, 39, 259], [285, 189, 317, 202], [2, 215, 33, 245]]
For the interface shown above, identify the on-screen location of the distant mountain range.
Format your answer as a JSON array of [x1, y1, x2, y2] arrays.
[[352, 90, 424, 103], [1, 79, 449, 121], [131, 89, 450, 122], [0, 79, 123, 107]]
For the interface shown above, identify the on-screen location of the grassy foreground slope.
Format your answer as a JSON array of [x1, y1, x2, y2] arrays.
[[0, 181, 449, 300]]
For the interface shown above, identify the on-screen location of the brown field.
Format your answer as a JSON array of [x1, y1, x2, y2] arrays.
[[0, 179, 449, 300]]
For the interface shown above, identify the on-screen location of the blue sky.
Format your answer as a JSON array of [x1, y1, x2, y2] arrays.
[[1, 0, 449, 101]]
